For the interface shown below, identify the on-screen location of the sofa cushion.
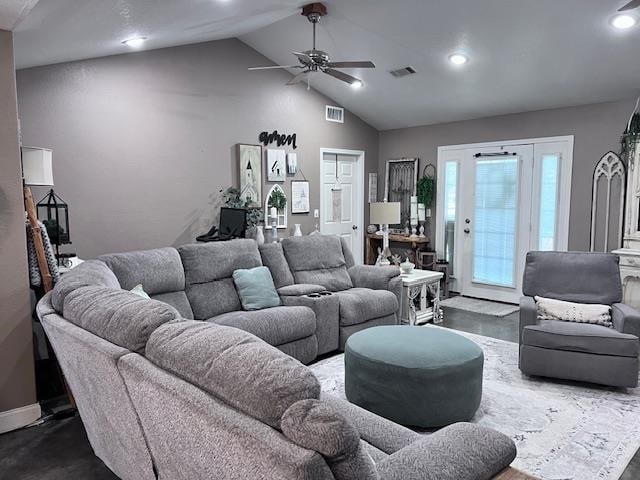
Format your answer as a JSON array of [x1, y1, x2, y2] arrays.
[[63, 285, 181, 353], [259, 243, 294, 288], [98, 247, 185, 295], [281, 399, 378, 480], [282, 236, 353, 292], [209, 306, 316, 346], [51, 260, 121, 314], [146, 320, 321, 428], [335, 288, 398, 326], [233, 266, 281, 311], [522, 251, 622, 305], [522, 320, 639, 357], [98, 248, 194, 319], [178, 240, 262, 319]]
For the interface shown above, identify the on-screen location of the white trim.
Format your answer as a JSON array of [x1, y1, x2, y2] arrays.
[[437, 135, 575, 152], [0, 403, 41, 434], [319, 147, 365, 264]]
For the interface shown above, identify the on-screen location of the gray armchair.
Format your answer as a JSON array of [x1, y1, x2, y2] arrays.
[[519, 251, 640, 388]]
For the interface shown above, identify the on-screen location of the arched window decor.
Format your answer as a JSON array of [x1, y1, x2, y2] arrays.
[[590, 151, 626, 252], [265, 184, 288, 229]]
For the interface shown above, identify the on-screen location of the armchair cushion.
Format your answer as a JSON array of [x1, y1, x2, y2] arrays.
[[535, 296, 612, 327], [522, 320, 639, 357], [522, 251, 622, 305], [612, 303, 640, 338], [335, 288, 398, 326], [376, 423, 516, 480], [348, 265, 400, 290]]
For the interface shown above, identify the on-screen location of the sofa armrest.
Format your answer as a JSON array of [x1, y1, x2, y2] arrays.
[[377, 423, 516, 480], [519, 296, 538, 344], [277, 284, 326, 297], [612, 303, 640, 338], [348, 265, 400, 290]]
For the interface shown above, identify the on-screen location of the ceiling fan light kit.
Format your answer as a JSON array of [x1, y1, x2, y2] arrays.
[[248, 2, 375, 89]]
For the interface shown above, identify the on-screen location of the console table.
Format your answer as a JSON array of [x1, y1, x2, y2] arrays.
[[365, 233, 430, 265]]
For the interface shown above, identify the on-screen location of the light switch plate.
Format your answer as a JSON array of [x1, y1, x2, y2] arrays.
[[314, 209, 319, 218]]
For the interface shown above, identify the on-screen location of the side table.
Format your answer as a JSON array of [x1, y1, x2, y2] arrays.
[[399, 269, 444, 325]]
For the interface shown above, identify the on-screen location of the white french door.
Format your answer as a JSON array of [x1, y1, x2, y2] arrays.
[[437, 137, 573, 303], [320, 149, 365, 264]]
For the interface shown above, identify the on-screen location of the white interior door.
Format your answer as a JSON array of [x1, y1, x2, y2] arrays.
[[436, 137, 573, 304], [321, 151, 363, 263]]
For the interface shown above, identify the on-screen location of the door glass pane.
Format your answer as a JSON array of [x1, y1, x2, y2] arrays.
[[473, 158, 518, 287], [539, 154, 559, 250], [443, 161, 457, 270]]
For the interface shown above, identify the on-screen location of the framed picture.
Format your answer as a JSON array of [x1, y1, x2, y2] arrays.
[[266, 148, 286, 182], [291, 180, 310, 214], [237, 144, 262, 207]]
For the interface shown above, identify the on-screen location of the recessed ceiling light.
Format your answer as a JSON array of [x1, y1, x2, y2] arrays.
[[611, 14, 637, 29], [449, 53, 469, 65], [122, 36, 147, 48], [351, 80, 363, 89]]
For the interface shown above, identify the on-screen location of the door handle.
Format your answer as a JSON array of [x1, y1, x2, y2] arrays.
[[464, 228, 470, 234], [352, 225, 358, 230]]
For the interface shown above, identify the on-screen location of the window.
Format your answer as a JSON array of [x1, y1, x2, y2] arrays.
[[538, 154, 560, 250], [472, 158, 518, 288], [443, 161, 457, 270]]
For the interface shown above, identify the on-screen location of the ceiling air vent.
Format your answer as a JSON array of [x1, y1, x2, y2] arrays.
[[389, 66, 417, 78], [326, 105, 344, 123]]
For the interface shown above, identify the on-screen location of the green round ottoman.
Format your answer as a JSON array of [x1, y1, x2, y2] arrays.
[[344, 325, 484, 428]]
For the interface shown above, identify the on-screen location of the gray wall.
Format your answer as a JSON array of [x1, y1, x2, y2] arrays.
[[0, 29, 36, 413], [16, 38, 379, 259], [379, 98, 636, 251]]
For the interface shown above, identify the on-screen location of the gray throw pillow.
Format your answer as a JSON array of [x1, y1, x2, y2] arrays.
[[233, 266, 281, 310]]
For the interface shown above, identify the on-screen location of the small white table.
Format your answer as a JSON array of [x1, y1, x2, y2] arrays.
[[399, 269, 444, 325]]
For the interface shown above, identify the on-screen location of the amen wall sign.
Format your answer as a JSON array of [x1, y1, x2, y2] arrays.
[[259, 130, 298, 149]]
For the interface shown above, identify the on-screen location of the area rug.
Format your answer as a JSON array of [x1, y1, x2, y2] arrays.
[[440, 295, 519, 317], [310, 327, 640, 480]]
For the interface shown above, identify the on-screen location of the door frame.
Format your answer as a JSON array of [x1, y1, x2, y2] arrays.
[[319, 147, 365, 264], [436, 136, 574, 299]]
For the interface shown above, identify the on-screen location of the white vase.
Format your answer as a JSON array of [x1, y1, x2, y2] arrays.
[[293, 224, 303, 237], [255, 226, 265, 245]]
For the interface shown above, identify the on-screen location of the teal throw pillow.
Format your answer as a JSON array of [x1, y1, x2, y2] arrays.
[[232, 266, 281, 311]]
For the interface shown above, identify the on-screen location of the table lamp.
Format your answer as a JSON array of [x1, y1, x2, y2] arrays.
[[370, 202, 400, 266]]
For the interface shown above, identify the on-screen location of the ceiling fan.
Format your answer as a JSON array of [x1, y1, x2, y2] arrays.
[[619, 0, 640, 11], [248, 2, 375, 88]]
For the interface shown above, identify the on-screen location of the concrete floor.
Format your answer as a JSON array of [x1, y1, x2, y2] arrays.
[[0, 305, 638, 479]]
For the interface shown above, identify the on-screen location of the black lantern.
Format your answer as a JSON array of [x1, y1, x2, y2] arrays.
[[37, 189, 71, 257]]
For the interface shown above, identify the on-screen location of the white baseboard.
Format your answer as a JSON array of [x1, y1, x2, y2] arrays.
[[0, 403, 41, 434]]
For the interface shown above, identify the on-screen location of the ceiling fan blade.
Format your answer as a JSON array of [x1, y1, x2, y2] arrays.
[[248, 65, 303, 71], [327, 61, 375, 69], [287, 71, 310, 85], [619, 0, 640, 10], [324, 68, 362, 86], [292, 51, 313, 65]]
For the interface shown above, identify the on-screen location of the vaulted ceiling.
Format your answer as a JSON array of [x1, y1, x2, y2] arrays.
[[11, 0, 640, 130]]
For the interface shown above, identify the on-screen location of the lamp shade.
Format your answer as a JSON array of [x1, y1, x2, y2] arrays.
[[22, 147, 54, 186], [370, 202, 401, 225]]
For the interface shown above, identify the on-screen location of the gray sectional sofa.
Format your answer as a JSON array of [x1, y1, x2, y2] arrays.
[[37, 235, 519, 479]]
